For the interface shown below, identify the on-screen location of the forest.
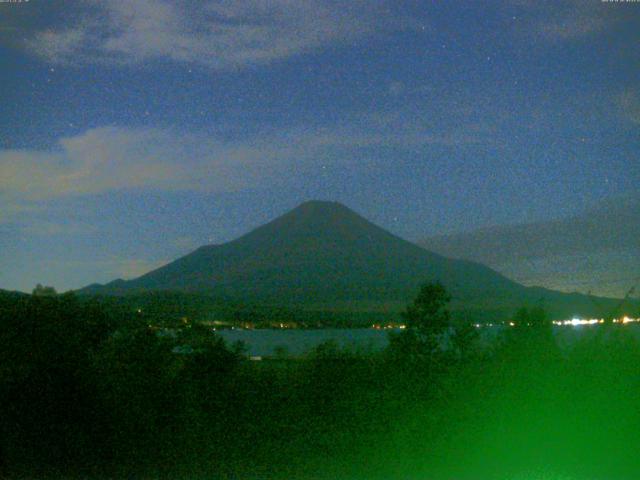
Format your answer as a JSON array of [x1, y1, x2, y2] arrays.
[[1, 287, 640, 479]]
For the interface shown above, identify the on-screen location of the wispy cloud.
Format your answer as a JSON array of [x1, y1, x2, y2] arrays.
[[535, 12, 610, 40], [18, 220, 99, 237], [23, 0, 405, 69], [512, 0, 622, 42], [2, 126, 328, 201], [0, 113, 490, 204], [1, 127, 194, 199], [30, 257, 169, 285], [0, 126, 318, 202], [106, 257, 169, 280]]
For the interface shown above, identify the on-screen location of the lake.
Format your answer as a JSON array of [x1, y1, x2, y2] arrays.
[[218, 328, 393, 357], [218, 324, 640, 357]]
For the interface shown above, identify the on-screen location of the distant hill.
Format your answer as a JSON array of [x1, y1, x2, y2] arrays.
[[420, 195, 640, 299], [0, 289, 27, 299], [81, 201, 633, 321], [0, 289, 29, 308]]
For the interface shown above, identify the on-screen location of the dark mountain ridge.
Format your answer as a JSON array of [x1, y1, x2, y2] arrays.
[[81, 201, 633, 321], [0, 289, 27, 300], [420, 194, 640, 298]]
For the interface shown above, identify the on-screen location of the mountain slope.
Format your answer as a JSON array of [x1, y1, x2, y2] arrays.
[[420, 195, 640, 299], [81, 201, 630, 320]]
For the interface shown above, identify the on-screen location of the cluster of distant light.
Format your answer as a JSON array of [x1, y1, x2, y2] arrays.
[[552, 316, 639, 327], [371, 324, 406, 330], [469, 316, 640, 329]]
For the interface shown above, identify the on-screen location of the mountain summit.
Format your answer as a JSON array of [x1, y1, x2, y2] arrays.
[[81, 201, 625, 319]]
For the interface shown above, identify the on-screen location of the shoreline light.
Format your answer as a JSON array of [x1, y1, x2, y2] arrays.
[[465, 317, 640, 329], [551, 317, 638, 327]]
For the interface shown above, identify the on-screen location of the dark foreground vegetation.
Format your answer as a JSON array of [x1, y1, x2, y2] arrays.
[[1, 286, 640, 479]]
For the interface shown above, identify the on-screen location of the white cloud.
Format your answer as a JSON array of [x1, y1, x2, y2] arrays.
[[0, 115, 489, 204], [0, 126, 279, 201], [0, 127, 191, 199], [535, 13, 610, 41], [25, 0, 400, 68], [510, 0, 621, 42], [22, 257, 170, 288], [28, 27, 87, 61]]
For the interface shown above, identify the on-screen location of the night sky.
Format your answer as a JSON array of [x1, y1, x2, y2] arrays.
[[1, 0, 639, 292]]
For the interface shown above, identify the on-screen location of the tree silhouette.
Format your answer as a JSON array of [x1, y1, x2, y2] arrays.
[[402, 281, 452, 338], [32, 284, 57, 297], [390, 282, 453, 360], [513, 304, 549, 328]]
